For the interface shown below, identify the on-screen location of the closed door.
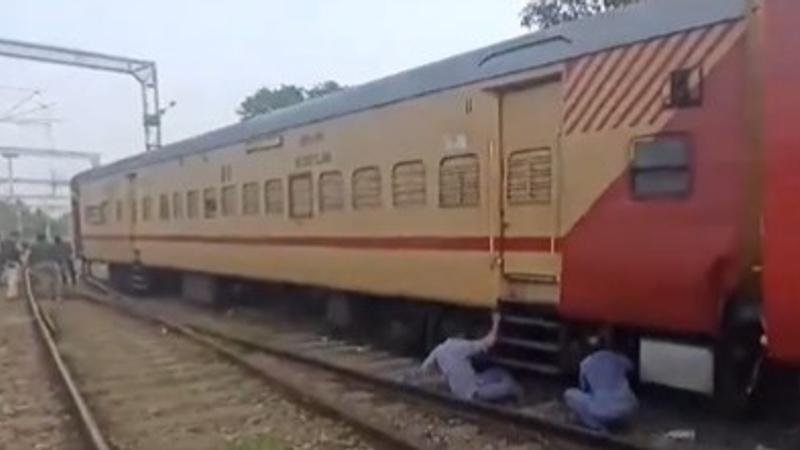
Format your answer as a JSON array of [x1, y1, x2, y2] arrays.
[[500, 80, 561, 280]]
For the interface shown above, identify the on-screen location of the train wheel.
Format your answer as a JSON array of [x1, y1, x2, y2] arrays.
[[714, 323, 762, 416]]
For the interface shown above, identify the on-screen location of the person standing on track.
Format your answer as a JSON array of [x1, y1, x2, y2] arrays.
[[27, 234, 63, 302], [563, 329, 638, 432], [1, 231, 22, 300], [53, 236, 76, 286]]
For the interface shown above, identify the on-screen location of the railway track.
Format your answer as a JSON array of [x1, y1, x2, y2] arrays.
[[79, 277, 800, 450], [0, 289, 82, 450], [26, 273, 434, 450], [79, 276, 651, 450]]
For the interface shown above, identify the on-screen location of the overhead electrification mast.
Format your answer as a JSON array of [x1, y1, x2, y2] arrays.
[[0, 37, 163, 152]]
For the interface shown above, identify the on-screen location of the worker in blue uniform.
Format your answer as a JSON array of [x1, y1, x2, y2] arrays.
[[564, 330, 638, 431], [419, 312, 522, 402]]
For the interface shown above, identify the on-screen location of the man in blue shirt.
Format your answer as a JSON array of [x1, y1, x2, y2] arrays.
[[564, 332, 638, 431], [419, 312, 521, 402]]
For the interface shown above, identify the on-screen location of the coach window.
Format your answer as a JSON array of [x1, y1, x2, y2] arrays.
[[264, 179, 284, 215], [186, 190, 199, 219], [221, 184, 238, 217], [172, 192, 183, 220], [439, 154, 479, 207], [242, 182, 260, 216], [352, 166, 382, 210], [392, 160, 426, 207], [507, 148, 552, 205], [159, 194, 170, 221], [142, 196, 153, 221], [203, 187, 218, 219], [289, 173, 313, 218], [130, 199, 137, 224], [319, 171, 344, 212], [631, 137, 692, 199]]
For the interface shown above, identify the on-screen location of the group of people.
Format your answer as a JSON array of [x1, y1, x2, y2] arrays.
[[1, 231, 76, 301], [415, 312, 638, 433]]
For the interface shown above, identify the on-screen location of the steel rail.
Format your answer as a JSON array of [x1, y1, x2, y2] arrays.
[[82, 276, 653, 450], [23, 271, 111, 450], [79, 278, 433, 450]]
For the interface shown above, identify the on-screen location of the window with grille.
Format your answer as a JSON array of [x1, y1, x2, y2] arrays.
[[264, 179, 284, 215], [172, 192, 183, 220], [439, 154, 479, 207], [242, 182, 260, 216], [352, 166, 382, 210], [392, 160, 426, 207], [319, 171, 344, 212], [142, 196, 153, 221], [507, 148, 552, 205], [187, 190, 199, 219], [631, 137, 692, 199], [85, 202, 108, 226], [221, 185, 237, 216], [159, 194, 170, 221], [289, 173, 313, 218], [203, 188, 217, 218]]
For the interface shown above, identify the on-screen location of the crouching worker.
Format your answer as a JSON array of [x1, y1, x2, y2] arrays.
[[418, 312, 521, 402], [564, 329, 638, 432]]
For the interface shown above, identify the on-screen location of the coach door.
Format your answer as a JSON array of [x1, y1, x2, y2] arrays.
[[499, 79, 561, 282]]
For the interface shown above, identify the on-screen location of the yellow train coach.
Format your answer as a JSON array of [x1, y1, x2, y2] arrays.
[[75, 0, 793, 405]]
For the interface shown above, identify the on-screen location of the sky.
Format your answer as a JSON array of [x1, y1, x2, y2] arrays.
[[0, 0, 531, 208]]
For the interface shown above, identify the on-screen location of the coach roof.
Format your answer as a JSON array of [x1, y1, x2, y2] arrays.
[[76, 0, 746, 183]]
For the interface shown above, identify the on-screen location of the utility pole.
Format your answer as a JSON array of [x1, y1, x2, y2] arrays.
[[0, 37, 164, 152], [2, 152, 21, 234]]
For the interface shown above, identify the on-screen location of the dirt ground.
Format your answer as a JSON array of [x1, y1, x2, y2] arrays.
[[48, 299, 376, 450], [0, 298, 82, 450]]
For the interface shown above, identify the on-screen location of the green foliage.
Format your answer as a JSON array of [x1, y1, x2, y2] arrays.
[[520, 0, 640, 29], [236, 81, 345, 121]]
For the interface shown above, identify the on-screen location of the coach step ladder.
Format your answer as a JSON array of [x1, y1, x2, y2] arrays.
[[490, 300, 563, 376]]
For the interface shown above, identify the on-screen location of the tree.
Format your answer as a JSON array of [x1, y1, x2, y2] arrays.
[[520, 0, 640, 29], [306, 81, 344, 99], [236, 81, 345, 121]]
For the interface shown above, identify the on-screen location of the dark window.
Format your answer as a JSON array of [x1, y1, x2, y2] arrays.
[[115, 200, 123, 222], [666, 68, 703, 108], [289, 173, 313, 218], [159, 194, 170, 221], [187, 190, 199, 219], [142, 196, 153, 221], [352, 166, 382, 210], [264, 179, 284, 215], [203, 188, 217, 218], [392, 160, 426, 207], [172, 192, 183, 220], [221, 184, 237, 216], [440, 154, 479, 208], [242, 182, 260, 216], [319, 171, 345, 212], [507, 148, 552, 205], [631, 137, 692, 199]]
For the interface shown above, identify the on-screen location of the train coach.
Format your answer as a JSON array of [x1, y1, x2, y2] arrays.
[[72, 0, 800, 409]]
